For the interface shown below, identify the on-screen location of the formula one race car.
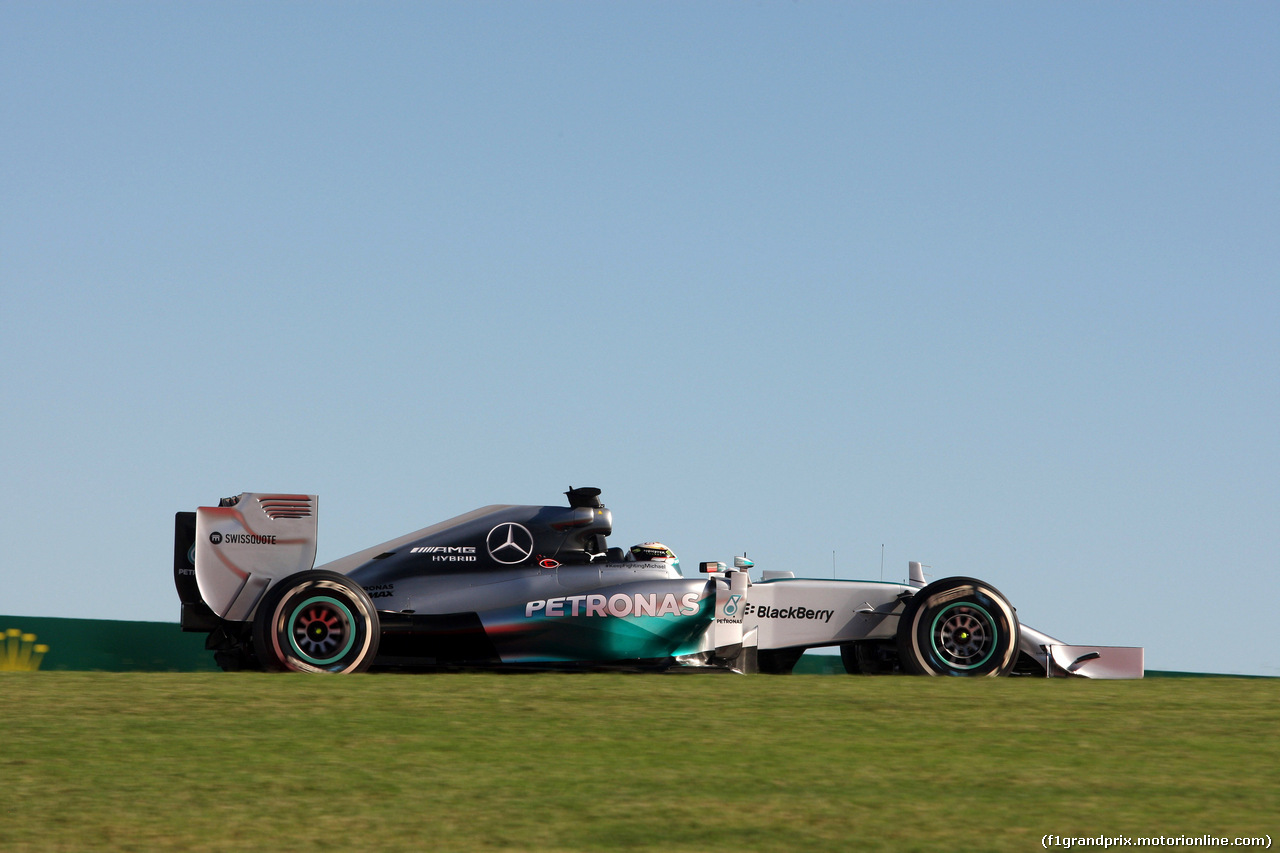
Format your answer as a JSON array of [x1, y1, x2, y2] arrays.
[[174, 488, 1143, 678]]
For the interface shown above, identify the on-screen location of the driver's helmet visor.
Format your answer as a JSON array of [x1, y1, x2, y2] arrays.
[[631, 543, 680, 576]]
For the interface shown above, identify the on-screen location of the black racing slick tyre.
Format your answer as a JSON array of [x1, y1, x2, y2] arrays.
[[896, 577, 1020, 677], [253, 571, 381, 673], [840, 641, 895, 675], [757, 647, 805, 674], [839, 642, 863, 674]]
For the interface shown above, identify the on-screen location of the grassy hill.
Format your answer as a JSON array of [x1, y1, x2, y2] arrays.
[[2, 673, 1276, 851]]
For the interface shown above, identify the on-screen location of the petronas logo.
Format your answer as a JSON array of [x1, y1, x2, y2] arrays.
[[1, 628, 49, 672]]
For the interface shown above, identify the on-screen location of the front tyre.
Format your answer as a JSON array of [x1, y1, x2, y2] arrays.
[[253, 571, 381, 673], [757, 647, 805, 674], [896, 577, 1019, 677], [840, 641, 896, 675]]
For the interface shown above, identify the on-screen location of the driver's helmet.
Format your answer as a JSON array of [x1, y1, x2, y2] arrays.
[[630, 542, 681, 576]]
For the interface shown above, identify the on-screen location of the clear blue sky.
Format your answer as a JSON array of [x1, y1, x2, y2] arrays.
[[2, 3, 1276, 675]]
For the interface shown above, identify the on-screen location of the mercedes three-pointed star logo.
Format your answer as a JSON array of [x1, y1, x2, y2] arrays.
[[486, 522, 535, 565]]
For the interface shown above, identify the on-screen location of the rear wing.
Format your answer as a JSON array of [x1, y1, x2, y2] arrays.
[[179, 493, 320, 623]]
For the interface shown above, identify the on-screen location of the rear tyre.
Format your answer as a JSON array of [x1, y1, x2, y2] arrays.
[[253, 571, 381, 673], [896, 577, 1019, 677], [213, 648, 258, 672]]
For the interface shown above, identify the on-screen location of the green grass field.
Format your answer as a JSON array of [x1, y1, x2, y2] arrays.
[[2, 673, 1276, 852]]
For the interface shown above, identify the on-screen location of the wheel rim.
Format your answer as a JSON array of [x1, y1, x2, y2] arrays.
[[929, 601, 997, 670], [287, 596, 358, 665]]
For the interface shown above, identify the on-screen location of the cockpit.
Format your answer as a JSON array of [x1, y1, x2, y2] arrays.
[[559, 488, 681, 576]]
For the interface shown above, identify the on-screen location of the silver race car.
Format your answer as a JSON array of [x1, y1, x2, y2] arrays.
[[174, 488, 1143, 677]]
